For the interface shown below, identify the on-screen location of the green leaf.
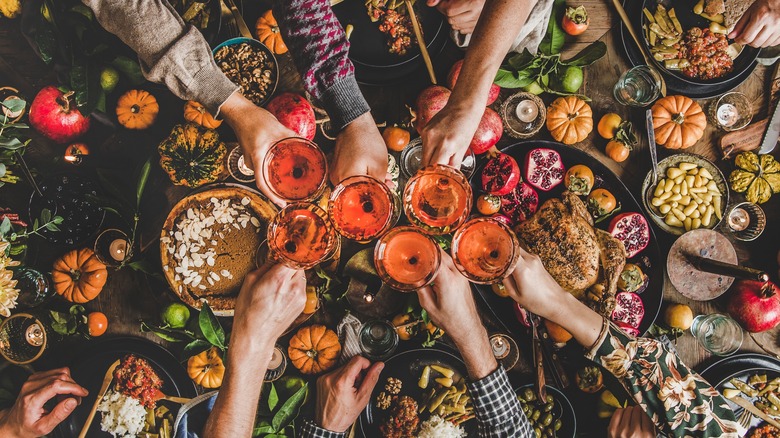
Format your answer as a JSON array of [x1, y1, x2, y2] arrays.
[[561, 41, 607, 67], [0, 218, 10, 236], [32, 219, 39, 231], [52, 216, 64, 225], [268, 382, 279, 411], [69, 305, 85, 316], [40, 208, 51, 225], [271, 383, 308, 432], [182, 339, 211, 358], [1, 99, 25, 115], [111, 56, 145, 85], [0, 138, 26, 151], [140, 321, 194, 343], [507, 49, 536, 71], [44, 223, 60, 232], [198, 303, 226, 349], [494, 68, 535, 89], [253, 425, 276, 436], [539, 0, 566, 55], [136, 158, 151, 209]]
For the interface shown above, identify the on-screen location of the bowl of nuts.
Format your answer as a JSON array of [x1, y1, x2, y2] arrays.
[[213, 37, 278, 107]]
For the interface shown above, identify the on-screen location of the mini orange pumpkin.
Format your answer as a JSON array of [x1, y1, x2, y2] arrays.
[[255, 10, 287, 55], [187, 347, 225, 388], [651, 95, 706, 149], [52, 248, 108, 303], [546, 96, 593, 145], [288, 324, 341, 374], [183, 101, 222, 129], [116, 89, 159, 129]]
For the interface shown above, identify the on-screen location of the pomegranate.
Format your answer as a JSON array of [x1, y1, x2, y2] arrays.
[[447, 59, 500, 106], [414, 85, 451, 134], [265, 93, 316, 140], [481, 152, 521, 196], [490, 214, 513, 227], [524, 148, 565, 192], [611, 291, 645, 329], [500, 182, 539, 225], [28, 86, 90, 143], [727, 280, 780, 333], [616, 321, 640, 337], [608, 213, 650, 258], [468, 107, 503, 155]]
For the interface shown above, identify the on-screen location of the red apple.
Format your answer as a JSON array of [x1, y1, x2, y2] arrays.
[[447, 59, 500, 106], [29, 86, 90, 144], [266, 93, 316, 140], [727, 280, 780, 333]]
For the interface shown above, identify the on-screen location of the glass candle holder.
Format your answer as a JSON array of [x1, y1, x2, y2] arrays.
[[0, 86, 26, 123], [264, 345, 288, 382], [400, 138, 476, 179], [267, 203, 340, 270], [403, 165, 472, 235], [708, 92, 752, 131], [500, 92, 546, 139], [725, 202, 766, 241], [262, 137, 328, 203], [489, 333, 520, 370], [0, 313, 48, 365], [613, 65, 663, 107], [227, 144, 256, 183], [690, 313, 743, 356], [329, 175, 400, 243], [374, 226, 441, 291], [13, 268, 53, 309], [451, 217, 520, 284], [94, 228, 132, 267]]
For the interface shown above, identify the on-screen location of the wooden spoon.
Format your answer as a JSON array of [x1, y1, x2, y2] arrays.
[[78, 359, 120, 438]]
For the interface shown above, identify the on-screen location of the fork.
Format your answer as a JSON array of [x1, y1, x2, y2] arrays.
[[220, 0, 239, 38], [737, 408, 754, 430]]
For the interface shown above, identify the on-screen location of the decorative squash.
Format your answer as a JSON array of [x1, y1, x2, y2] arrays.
[[651, 95, 706, 149], [546, 96, 593, 145], [729, 151, 780, 204], [52, 248, 108, 303], [288, 324, 341, 375], [116, 89, 159, 129], [255, 10, 287, 54], [187, 347, 225, 388], [183, 101, 222, 129], [158, 123, 227, 188]]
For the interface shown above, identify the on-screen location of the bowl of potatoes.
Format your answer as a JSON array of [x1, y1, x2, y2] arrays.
[[642, 153, 729, 235]]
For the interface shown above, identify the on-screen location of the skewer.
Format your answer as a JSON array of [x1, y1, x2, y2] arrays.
[[404, 0, 437, 84]]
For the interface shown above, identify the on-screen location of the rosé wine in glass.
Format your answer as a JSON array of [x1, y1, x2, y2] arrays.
[[451, 217, 519, 284], [403, 165, 472, 235], [263, 137, 327, 202], [329, 175, 400, 243], [374, 226, 440, 291], [268, 203, 339, 270]]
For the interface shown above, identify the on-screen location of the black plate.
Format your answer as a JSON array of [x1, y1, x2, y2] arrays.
[[359, 348, 477, 437], [515, 384, 577, 437], [620, 0, 759, 98], [472, 141, 664, 337], [28, 174, 106, 246], [55, 336, 197, 438], [710, 357, 780, 431]]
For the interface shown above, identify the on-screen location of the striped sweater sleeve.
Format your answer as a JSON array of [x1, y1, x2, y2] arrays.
[[273, 0, 371, 130]]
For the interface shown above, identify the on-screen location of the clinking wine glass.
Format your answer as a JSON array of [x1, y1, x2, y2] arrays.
[[403, 165, 472, 235], [267, 203, 340, 270], [374, 226, 441, 291], [262, 137, 328, 203], [328, 175, 400, 243], [451, 217, 520, 284]]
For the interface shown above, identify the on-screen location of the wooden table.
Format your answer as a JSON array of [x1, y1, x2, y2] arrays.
[[1, 0, 779, 433]]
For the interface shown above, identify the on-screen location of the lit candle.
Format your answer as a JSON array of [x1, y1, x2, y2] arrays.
[[268, 346, 284, 370], [727, 207, 750, 231], [515, 99, 539, 123], [490, 334, 510, 360], [237, 154, 254, 176], [717, 103, 738, 128], [108, 238, 128, 262], [64, 143, 89, 165]]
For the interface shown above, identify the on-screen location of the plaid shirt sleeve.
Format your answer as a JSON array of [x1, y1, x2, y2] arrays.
[[299, 418, 346, 438], [467, 366, 533, 438]]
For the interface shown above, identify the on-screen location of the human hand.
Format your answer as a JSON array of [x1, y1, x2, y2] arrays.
[[501, 245, 569, 319], [330, 113, 388, 186], [232, 264, 306, 354], [220, 92, 297, 206], [607, 406, 656, 438], [427, 0, 486, 34], [0, 368, 88, 438], [420, 103, 482, 168], [315, 356, 383, 432], [728, 0, 780, 48]]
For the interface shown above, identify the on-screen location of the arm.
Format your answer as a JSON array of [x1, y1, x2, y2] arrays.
[[422, 0, 536, 167], [272, 0, 387, 184], [0, 368, 89, 438], [728, 0, 780, 48], [503, 246, 740, 437], [203, 265, 307, 438], [417, 251, 530, 437]]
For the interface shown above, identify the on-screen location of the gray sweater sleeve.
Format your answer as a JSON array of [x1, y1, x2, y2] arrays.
[[81, 0, 238, 114]]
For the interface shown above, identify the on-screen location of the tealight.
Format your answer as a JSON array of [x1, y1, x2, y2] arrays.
[[515, 99, 539, 123]]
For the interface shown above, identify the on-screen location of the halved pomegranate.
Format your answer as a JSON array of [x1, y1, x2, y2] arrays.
[[481, 153, 521, 196], [447, 59, 501, 105], [500, 182, 539, 225], [468, 107, 503, 155], [414, 85, 451, 134], [611, 291, 645, 329], [608, 213, 650, 258], [524, 148, 565, 192], [616, 321, 640, 337]]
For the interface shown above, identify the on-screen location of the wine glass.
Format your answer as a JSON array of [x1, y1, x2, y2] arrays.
[[451, 217, 520, 284], [262, 137, 328, 203], [328, 175, 400, 243], [374, 226, 441, 291], [267, 203, 340, 270], [403, 165, 472, 235]]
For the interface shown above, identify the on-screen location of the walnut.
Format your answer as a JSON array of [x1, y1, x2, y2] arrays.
[[385, 377, 402, 395], [376, 391, 392, 410], [214, 43, 276, 106]]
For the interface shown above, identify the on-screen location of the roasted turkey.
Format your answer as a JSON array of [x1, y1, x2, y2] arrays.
[[516, 191, 627, 315]]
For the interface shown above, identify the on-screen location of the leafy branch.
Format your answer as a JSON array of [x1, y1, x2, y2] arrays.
[[0, 208, 63, 244], [0, 99, 31, 188], [141, 302, 227, 359]]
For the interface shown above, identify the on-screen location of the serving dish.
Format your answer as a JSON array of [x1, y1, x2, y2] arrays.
[[514, 384, 576, 437], [212, 37, 279, 107]]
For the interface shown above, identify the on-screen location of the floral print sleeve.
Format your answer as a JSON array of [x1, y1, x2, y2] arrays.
[[586, 319, 740, 437]]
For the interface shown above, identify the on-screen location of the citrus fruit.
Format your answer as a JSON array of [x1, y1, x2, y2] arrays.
[[303, 285, 319, 314], [382, 126, 410, 152], [543, 319, 573, 343], [555, 66, 584, 93], [476, 194, 501, 215], [161, 303, 191, 329], [664, 303, 694, 330], [87, 312, 108, 337], [597, 113, 622, 139], [522, 80, 544, 95], [392, 313, 417, 340], [100, 67, 120, 94]]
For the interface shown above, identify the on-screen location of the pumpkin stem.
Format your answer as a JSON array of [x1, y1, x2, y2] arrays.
[[131, 104, 141, 114], [567, 112, 579, 121], [672, 112, 685, 125], [69, 268, 82, 282]]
